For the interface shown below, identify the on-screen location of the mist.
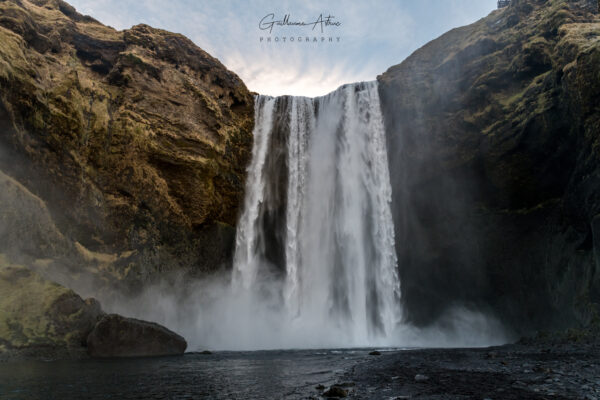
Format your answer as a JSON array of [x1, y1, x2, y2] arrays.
[[91, 269, 508, 351]]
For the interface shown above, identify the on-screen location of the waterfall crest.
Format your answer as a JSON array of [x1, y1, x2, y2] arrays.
[[232, 81, 402, 345]]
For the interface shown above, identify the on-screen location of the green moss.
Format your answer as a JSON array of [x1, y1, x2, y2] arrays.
[[498, 71, 551, 108], [0, 262, 71, 348], [0, 0, 254, 282], [0, 257, 101, 353]]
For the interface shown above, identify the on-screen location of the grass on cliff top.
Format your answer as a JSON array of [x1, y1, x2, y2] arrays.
[[0, 27, 28, 81], [559, 22, 600, 52]]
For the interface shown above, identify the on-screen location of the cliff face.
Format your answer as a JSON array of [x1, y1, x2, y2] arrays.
[[379, 0, 600, 334], [0, 0, 254, 286]]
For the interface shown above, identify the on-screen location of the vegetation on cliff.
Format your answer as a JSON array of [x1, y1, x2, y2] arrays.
[[0, 0, 254, 287], [379, 0, 600, 334], [0, 0, 253, 359], [0, 256, 102, 360]]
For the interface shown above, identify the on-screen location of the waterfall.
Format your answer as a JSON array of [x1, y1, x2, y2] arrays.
[[232, 81, 401, 346], [108, 81, 507, 351], [101, 83, 507, 350]]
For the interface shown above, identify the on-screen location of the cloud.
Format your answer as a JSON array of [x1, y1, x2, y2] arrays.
[[67, 0, 497, 96]]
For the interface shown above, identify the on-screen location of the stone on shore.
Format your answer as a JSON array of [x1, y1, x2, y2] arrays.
[[0, 261, 103, 361], [87, 314, 187, 358], [323, 386, 348, 398]]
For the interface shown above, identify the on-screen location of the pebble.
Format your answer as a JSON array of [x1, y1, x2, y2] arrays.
[[323, 386, 348, 398]]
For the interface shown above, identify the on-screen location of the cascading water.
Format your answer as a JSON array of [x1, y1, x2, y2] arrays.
[[232, 81, 402, 347]]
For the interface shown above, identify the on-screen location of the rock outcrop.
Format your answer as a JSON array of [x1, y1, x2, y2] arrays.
[[378, 0, 600, 334], [86, 314, 187, 358], [0, 259, 188, 360], [0, 259, 103, 360], [0, 0, 254, 289]]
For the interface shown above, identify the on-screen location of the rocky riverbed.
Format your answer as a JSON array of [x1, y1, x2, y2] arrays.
[[325, 340, 600, 399], [2, 340, 598, 399]]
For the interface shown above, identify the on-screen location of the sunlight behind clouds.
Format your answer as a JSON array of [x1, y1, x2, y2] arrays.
[[66, 0, 497, 97]]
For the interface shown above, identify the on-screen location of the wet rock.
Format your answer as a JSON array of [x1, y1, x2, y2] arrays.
[[200, 350, 213, 355], [86, 314, 187, 358], [323, 386, 348, 398], [378, 0, 600, 334], [369, 351, 382, 356], [0, 262, 103, 361]]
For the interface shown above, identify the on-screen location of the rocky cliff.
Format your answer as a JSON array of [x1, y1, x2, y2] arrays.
[[379, 0, 600, 335], [0, 0, 254, 289]]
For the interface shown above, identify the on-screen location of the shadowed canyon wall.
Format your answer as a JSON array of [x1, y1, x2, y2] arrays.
[[379, 0, 600, 335]]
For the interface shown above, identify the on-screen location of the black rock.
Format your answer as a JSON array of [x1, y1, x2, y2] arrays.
[[87, 314, 187, 358], [323, 386, 348, 398]]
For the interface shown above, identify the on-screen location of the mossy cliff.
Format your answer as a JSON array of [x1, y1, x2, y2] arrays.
[[0, 0, 254, 287], [378, 0, 600, 334], [0, 256, 103, 360]]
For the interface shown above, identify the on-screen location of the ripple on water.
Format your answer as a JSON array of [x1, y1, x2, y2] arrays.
[[0, 349, 377, 400]]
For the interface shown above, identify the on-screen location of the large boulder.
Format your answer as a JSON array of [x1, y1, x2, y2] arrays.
[[0, 258, 188, 361], [86, 314, 187, 358], [0, 260, 103, 360]]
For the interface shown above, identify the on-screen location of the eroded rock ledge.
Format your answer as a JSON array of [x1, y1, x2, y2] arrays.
[[0, 262, 186, 361]]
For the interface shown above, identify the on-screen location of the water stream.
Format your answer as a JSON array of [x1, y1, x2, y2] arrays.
[[231, 81, 401, 347]]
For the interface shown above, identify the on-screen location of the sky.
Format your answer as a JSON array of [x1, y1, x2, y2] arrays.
[[67, 0, 497, 97]]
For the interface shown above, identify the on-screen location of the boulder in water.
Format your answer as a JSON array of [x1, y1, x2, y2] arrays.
[[87, 314, 187, 358], [0, 262, 103, 361]]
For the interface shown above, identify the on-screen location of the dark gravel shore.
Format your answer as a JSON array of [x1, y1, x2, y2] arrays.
[[315, 341, 600, 399]]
